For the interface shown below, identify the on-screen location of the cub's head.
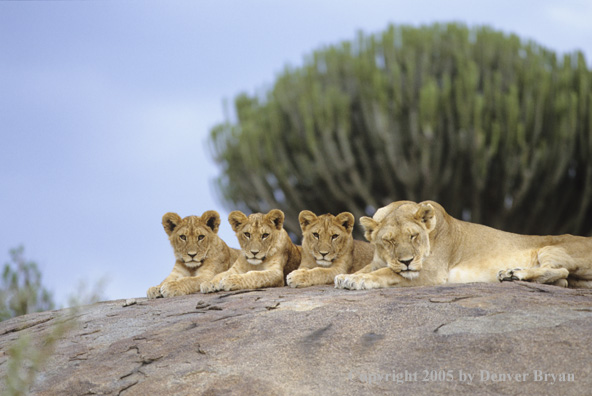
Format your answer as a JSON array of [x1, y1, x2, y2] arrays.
[[360, 202, 437, 279], [229, 209, 285, 265], [162, 211, 221, 268], [299, 211, 354, 267]]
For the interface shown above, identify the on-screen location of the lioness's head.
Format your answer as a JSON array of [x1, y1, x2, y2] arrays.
[[162, 211, 221, 268], [299, 210, 354, 267], [360, 202, 437, 279], [229, 209, 285, 265]]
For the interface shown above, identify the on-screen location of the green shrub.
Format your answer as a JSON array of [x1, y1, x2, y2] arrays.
[[210, 23, 592, 237]]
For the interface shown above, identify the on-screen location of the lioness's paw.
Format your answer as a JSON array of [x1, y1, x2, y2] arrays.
[[218, 274, 243, 291], [334, 274, 350, 289], [335, 274, 380, 290], [336, 274, 364, 289], [349, 274, 382, 290], [497, 268, 524, 282], [552, 279, 569, 288], [147, 286, 162, 299], [287, 270, 312, 288], [160, 281, 188, 297], [200, 280, 218, 294]]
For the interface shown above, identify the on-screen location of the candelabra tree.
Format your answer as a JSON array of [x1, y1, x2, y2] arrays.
[[209, 23, 592, 239]]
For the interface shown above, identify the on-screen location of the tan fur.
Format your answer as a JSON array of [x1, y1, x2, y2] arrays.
[[335, 200, 592, 290], [200, 209, 301, 293], [147, 211, 239, 298], [287, 210, 374, 288]]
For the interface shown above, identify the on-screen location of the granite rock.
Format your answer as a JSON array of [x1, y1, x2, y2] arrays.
[[0, 282, 591, 395]]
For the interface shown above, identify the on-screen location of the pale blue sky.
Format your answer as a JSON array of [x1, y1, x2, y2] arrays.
[[1, 0, 591, 305]]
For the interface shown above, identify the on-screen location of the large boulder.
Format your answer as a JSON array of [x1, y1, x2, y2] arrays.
[[0, 282, 591, 395]]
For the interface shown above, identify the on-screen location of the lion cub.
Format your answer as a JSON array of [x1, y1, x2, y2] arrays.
[[287, 210, 374, 288], [147, 211, 238, 298], [200, 209, 301, 293]]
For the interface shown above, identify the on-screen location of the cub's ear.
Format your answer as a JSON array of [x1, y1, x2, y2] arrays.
[[266, 209, 285, 230], [162, 212, 182, 236], [201, 210, 221, 233], [228, 211, 248, 233], [335, 212, 355, 235], [359, 216, 379, 242], [415, 203, 436, 232], [298, 210, 317, 231]]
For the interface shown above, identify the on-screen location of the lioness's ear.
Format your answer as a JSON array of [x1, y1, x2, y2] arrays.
[[266, 209, 285, 230], [228, 211, 248, 232], [162, 212, 182, 236], [335, 212, 355, 235], [202, 210, 221, 233], [359, 216, 379, 242], [416, 203, 436, 232], [298, 210, 317, 231]]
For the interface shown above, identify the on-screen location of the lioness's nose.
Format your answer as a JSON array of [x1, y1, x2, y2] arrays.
[[320, 251, 329, 257], [399, 258, 413, 267], [188, 252, 197, 258], [250, 250, 259, 255]]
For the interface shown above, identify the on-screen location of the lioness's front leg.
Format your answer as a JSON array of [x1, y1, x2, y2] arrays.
[[218, 269, 284, 291], [334, 259, 385, 289], [352, 262, 378, 274], [335, 267, 406, 290], [287, 267, 344, 288]]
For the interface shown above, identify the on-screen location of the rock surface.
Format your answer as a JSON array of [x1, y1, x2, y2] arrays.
[[0, 282, 591, 395]]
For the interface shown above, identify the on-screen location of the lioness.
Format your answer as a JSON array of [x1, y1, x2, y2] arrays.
[[147, 211, 239, 298], [335, 200, 592, 290], [287, 210, 374, 288], [200, 209, 301, 293]]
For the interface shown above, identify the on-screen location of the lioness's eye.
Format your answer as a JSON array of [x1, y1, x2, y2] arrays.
[[244, 232, 251, 239], [313, 233, 319, 239], [198, 235, 205, 241], [180, 235, 187, 241], [332, 234, 339, 240], [262, 233, 269, 239], [411, 234, 418, 241]]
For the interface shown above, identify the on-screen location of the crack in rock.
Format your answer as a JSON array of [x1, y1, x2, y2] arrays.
[[217, 289, 266, 299], [0, 316, 54, 335], [429, 296, 475, 303], [434, 309, 592, 335]]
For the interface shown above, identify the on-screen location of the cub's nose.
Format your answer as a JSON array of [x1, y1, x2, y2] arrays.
[[188, 253, 197, 259], [250, 250, 259, 256], [319, 251, 329, 258]]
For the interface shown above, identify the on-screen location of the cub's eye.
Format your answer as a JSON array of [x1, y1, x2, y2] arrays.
[[411, 234, 419, 242], [179, 235, 187, 241], [198, 235, 205, 241], [313, 232, 319, 239], [244, 232, 251, 239], [262, 233, 269, 239], [332, 234, 339, 240]]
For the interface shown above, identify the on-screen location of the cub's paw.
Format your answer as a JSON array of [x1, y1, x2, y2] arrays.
[[218, 274, 244, 291], [497, 268, 524, 282], [160, 280, 189, 297], [146, 286, 162, 299], [200, 280, 218, 294], [286, 269, 313, 288]]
